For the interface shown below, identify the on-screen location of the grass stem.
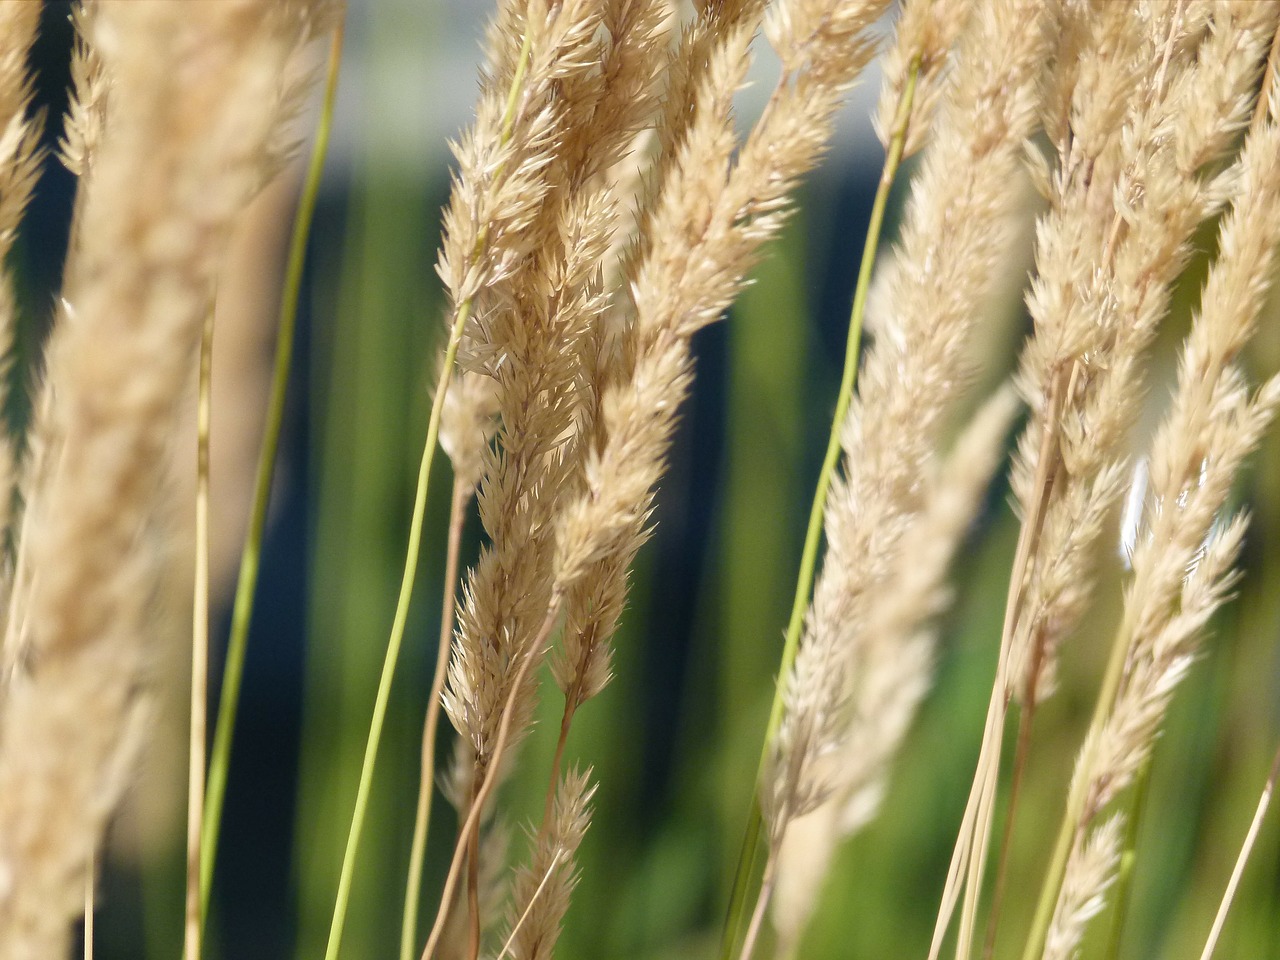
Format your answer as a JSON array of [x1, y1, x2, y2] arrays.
[[930, 364, 1066, 960], [419, 598, 565, 960], [185, 300, 214, 960], [201, 21, 346, 914], [400, 477, 471, 960], [1102, 758, 1151, 960], [85, 849, 94, 960], [1199, 741, 1280, 960], [718, 58, 920, 960], [1020, 609, 1135, 960], [322, 28, 534, 960], [737, 851, 777, 960], [981, 696, 1037, 960]]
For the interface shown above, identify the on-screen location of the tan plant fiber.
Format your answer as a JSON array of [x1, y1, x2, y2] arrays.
[[1042, 815, 1122, 960], [553, 0, 893, 636], [0, 0, 42, 599], [500, 768, 595, 960], [0, 4, 325, 957], [1044, 77, 1280, 960]]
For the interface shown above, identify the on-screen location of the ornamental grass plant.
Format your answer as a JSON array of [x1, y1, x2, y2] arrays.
[[2, 2, 1280, 960]]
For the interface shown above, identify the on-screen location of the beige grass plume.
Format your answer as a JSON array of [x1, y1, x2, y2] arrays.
[[0, 1, 42, 612], [442, 0, 667, 778], [422, 2, 671, 951], [0, 5, 326, 957], [759, 0, 1051, 948], [1008, 0, 1278, 711], [1039, 71, 1280, 960], [931, 7, 1280, 956], [553, 0, 894, 622], [771, 388, 1020, 953], [499, 768, 595, 960]]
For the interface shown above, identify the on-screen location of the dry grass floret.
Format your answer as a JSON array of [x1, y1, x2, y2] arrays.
[[0, 4, 327, 956]]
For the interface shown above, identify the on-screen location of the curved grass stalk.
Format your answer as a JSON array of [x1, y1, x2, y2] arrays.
[[1019, 609, 1135, 960], [719, 60, 920, 960], [185, 302, 215, 960], [200, 22, 347, 914], [323, 245, 472, 960], [84, 850, 94, 960], [400, 477, 471, 960], [419, 598, 565, 960], [1101, 758, 1151, 960], [323, 31, 535, 960], [1199, 742, 1280, 960]]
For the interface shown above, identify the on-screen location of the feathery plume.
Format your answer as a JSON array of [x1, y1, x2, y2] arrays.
[[1030, 58, 1280, 960], [1080, 87, 1280, 841], [0, 5, 321, 956], [1043, 816, 1122, 960], [771, 389, 1019, 951], [58, 4, 107, 182], [554, 0, 893, 598], [1008, 0, 1278, 707], [0, 0, 41, 606], [443, 0, 669, 779], [501, 769, 595, 960], [764, 0, 1050, 930]]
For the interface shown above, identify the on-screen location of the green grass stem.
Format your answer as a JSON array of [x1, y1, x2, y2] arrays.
[[200, 22, 347, 915], [321, 30, 533, 960], [718, 60, 920, 960]]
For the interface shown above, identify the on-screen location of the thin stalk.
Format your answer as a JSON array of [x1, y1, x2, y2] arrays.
[[929, 366, 1066, 960], [323, 30, 534, 960], [719, 59, 921, 960], [1102, 758, 1152, 960], [980, 692, 1038, 960], [420, 598, 565, 960], [85, 850, 94, 960], [494, 850, 562, 960], [466, 782, 482, 960], [543, 699, 577, 833], [201, 22, 346, 912], [1199, 741, 1280, 960], [400, 477, 471, 960], [185, 303, 215, 960], [323, 288, 470, 960], [1020, 609, 1135, 960], [738, 850, 778, 960]]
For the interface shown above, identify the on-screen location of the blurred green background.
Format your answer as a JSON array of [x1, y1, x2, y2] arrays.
[[10, 2, 1280, 958]]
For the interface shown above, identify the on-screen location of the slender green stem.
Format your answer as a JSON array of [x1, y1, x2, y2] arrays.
[[200, 22, 346, 914], [1102, 759, 1151, 960], [1021, 611, 1134, 960], [400, 478, 470, 960], [186, 302, 214, 960], [718, 60, 921, 960], [323, 284, 470, 960], [324, 31, 535, 960]]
